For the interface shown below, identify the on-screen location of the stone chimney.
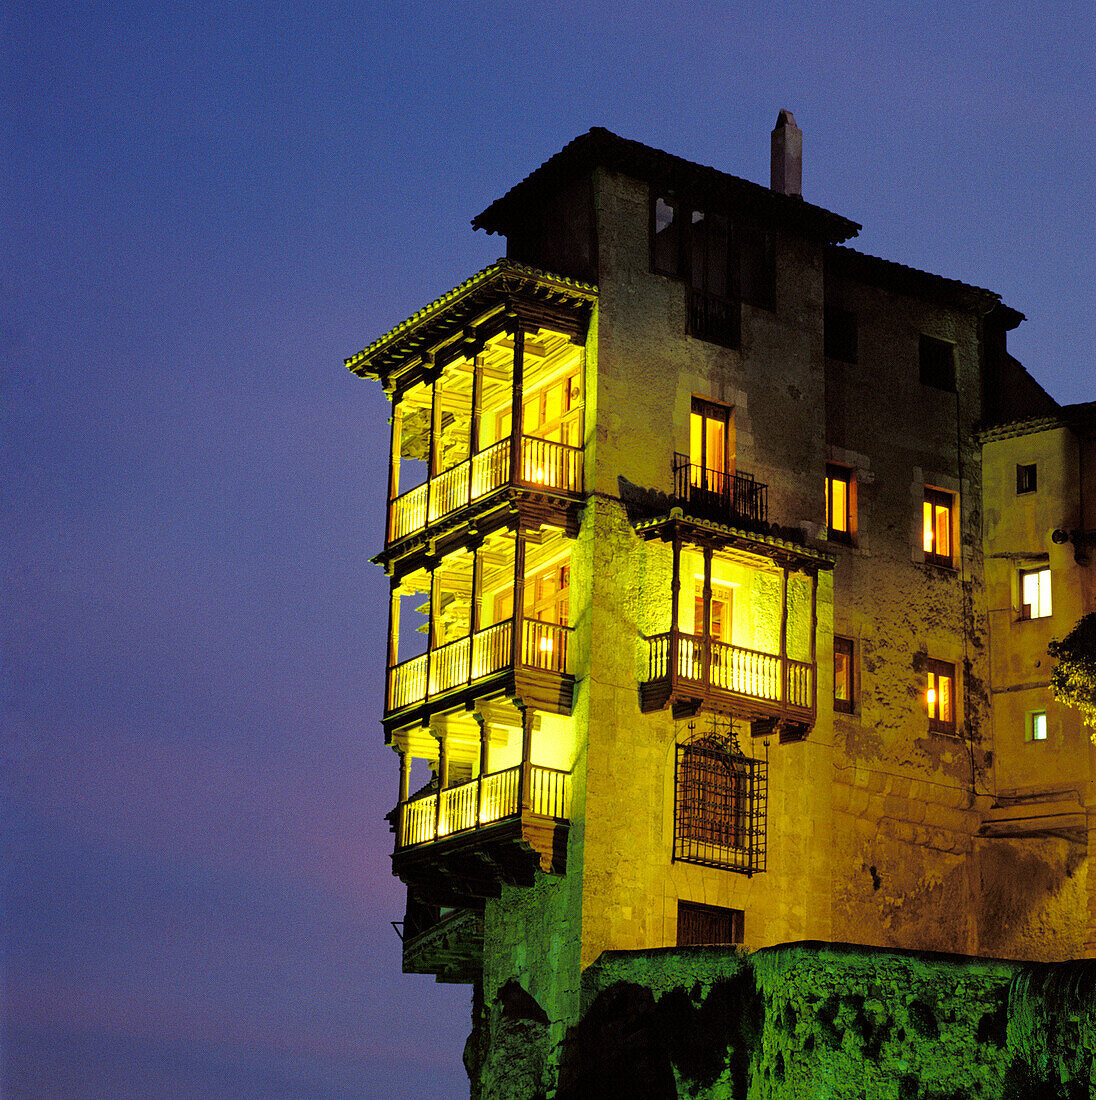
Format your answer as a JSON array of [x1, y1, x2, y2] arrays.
[[770, 109, 802, 197]]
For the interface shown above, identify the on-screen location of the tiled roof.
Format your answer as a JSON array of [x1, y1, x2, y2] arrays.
[[473, 127, 861, 245], [980, 400, 1096, 441], [344, 260, 597, 381], [825, 246, 1005, 311]]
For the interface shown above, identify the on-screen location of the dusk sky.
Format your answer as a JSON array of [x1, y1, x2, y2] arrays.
[[3, 2, 1094, 1097]]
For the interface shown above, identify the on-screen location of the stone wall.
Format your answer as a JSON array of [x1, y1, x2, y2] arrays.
[[471, 941, 1096, 1099]]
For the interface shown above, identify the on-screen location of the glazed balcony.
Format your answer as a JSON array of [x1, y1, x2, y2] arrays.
[[388, 436, 583, 544], [672, 453, 768, 527], [642, 630, 814, 722]]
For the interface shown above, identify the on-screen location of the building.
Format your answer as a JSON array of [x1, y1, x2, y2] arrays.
[[344, 115, 1094, 1095]]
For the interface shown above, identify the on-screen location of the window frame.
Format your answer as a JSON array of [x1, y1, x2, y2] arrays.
[[925, 658, 956, 734], [1019, 566, 1051, 621], [826, 464, 854, 543], [922, 487, 955, 568], [919, 334, 956, 391], [824, 305, 858, 364], [1026, 710, 1048, 743], [1016, 463, 1037, 495], [834, 636, 854, 714], [677, 901, 744, 946]]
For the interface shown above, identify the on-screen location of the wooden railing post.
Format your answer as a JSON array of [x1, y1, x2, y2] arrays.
[[779, 567, 789, 704], [512, 529, 526, 671], [476, 713, 490, 827], [702, 546, 713, 689], [519, 707, 534, 813], [387, 399, 402, 541], [509, 328, 524, 486], [670, 535, 681, 688]]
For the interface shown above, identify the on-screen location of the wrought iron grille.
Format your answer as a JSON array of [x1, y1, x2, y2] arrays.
[[674, 719, 767, 875], [677, 901, 744, 946], [672, 453, 768, 526]]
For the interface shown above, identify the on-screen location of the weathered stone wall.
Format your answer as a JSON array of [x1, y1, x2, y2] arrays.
[[474, 942, 1096, 1099]]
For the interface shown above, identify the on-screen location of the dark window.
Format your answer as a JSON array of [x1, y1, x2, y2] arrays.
[[825, 306, 858, 363], [737, 224, 774, 310], [675, 735, 766, 874], [677, 901, 744, 946], [919, 335, 956, 390], [652, 197, 683, 278], [1016, 463, 1037, 494], [926, 658, 956, 733], [652, 195, 775, 347], [922, 488, 954, 567], [834, 637, 854, 713], [826, 465, 853, 542]]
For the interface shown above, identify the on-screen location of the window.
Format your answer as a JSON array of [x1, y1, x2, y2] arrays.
[[1019, 567, 1051, 620], [1026, 711, 1048, 742], [826, 465, 853, 542], [1016, 463, 1037, 494], [677, 901, 744, 946], [922, 488, 953, 567], [919, 335, 955, 390], [675, 734, 766, 874], [825, 306, 858, 363], [925, 659, 955, 733], [834, 637, 854, 714], [690, 397, 731, 495], [652, 195, 775, 347]]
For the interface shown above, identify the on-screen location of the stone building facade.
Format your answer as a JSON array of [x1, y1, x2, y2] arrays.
[[345, 117, 1094, 1095]]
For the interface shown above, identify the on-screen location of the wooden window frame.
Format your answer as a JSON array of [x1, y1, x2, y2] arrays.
[[677, 901, 744, 946], [1026, 711, 1048, 743], [1016, 463, 1037, 495], [922, 488, 954, 568], [826, 464, 854, 544], [925, 658, 956, 733], [1019, 566, 1051, 621], [834, 636, 854, 714]]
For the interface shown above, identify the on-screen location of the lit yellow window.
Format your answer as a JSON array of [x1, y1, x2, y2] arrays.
[[1020, 567, 1051, 619], [826, 465, 852, 540], [926, 659, 955, 732], [922, 489, 953, 565]]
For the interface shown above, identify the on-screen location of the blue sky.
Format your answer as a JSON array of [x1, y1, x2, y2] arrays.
[[3, 2, 1093, 1097]]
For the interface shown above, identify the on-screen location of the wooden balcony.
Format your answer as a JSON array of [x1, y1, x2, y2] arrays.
[[392, 763, 571, 904], [386, 619, 574, 730], [388, 436, 583, 545], [641, 630, 814, 726], [400, 906, 483, 984]]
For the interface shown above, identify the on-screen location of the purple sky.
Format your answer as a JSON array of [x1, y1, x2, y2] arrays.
[[3, 3, 1093, 1097]]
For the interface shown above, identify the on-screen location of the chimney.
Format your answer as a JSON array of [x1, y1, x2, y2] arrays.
[[770, 109, 802, 197]]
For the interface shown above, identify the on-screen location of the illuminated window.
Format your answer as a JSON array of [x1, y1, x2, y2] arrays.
[[1026, 711, 1048, 742], [825, 306, 858, 363], [1016, 463, 1037, 494], [1019, 567, 1051, 620], [677, 901, 744, 946], [834, 637, 854, 714], [826, 465, 853, 542], [675, 734, 766, 874], [919, 335, 955, 390], [690, 397, 731, 495], [524, 565, 570, 626], [926, 659, 955, 733], [922, 488, 953, 567]]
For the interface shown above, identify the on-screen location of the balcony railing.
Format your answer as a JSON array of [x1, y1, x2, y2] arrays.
[[645, 631, 814, 715], [672, 454, 768, 526], [396, 763, 572, 849], [387, 619, 573, 713], [389, 436, 584, 543]]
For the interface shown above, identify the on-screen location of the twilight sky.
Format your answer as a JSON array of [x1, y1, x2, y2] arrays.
[[3, 2, 1094, 1097]]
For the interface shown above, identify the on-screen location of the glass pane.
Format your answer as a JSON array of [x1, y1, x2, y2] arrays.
[[690, 413, 702, 485], [835, 652, 850, 701], [923, 501, 934, 553], [935, 504, 950, 557], [706, 417, 725, 490], [829, 476, 848, 533], [938, 674, 952, 722]]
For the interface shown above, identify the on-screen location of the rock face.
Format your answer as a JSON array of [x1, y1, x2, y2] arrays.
[[471, 942, 1096, 1098]]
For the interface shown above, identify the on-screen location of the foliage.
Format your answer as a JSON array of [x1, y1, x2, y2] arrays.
[[1048, 612, 1096, 735]]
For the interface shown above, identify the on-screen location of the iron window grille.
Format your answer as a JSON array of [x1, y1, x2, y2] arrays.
[[674, 720, 766, 875], [677, 901, 744, 946]]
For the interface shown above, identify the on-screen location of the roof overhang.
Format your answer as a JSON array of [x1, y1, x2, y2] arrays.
[[345, 260, 597, 393]]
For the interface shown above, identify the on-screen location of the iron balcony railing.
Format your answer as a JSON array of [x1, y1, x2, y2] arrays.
[[389, 436, 584, 543], [646, 631, 814, 712], [672, 453, 768, 526], [397, 763, 572, 849], [387, 619, 573, 713]]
